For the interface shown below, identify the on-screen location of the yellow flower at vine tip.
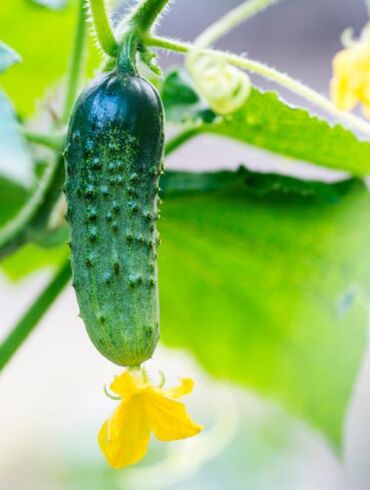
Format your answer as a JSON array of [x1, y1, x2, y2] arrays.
[[330, 25, 370, 118], [98, 369, 203, 469]]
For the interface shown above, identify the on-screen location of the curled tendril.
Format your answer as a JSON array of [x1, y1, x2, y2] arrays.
[[340, 28, 356, 48], [157, 370, 165, 388], [104, 384, 121, 401], [341, 23, 370, 49], [186, 51, 251, 115]]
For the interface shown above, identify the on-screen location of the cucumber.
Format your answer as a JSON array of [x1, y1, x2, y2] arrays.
[[64, 61, 164, 366]]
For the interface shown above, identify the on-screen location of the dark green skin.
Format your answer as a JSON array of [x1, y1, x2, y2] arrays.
[[64, 69, 164, 366]]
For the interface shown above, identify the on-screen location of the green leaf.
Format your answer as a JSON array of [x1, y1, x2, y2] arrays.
[[0, 176, 30, 228], [162, 69, 370, 176], [157, 168, 369, 448], [0, 0, 99, 116], [161, 69, 216, 124], [0, 90, 34, 186], [0, 41, 21, 73], [206, 89, 370, 176]]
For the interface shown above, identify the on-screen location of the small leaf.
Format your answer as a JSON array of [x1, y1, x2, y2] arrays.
[[161, 69, 216, 123], [0, 41, 21, 73]]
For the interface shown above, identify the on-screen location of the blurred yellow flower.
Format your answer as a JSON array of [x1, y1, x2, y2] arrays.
[[98, 369, 202, 469], [331, 29, 370, 118]]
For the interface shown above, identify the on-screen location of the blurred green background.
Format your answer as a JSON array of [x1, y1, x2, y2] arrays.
[[1, 1, 370, 489]]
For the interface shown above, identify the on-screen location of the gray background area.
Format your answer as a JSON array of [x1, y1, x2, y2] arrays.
[[154, 0, 368, 176]]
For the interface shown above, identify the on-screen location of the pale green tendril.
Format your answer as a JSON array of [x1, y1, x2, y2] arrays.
[[340, 28, 356, 48], [186, 0, 280, 115], [104, 384, 122, 400], [157, 370, 165, 388], [187, 53, 251, 115]]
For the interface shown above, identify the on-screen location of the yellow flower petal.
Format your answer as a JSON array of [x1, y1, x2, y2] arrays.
[[148, 392, 203, 441], [166, 378, 194, 399], [99, 370, 202, 468], [98, 396, 151, 469], [110, 370, 139, 398], [330, 76, 357, 111], [330, 32, 370, 118]]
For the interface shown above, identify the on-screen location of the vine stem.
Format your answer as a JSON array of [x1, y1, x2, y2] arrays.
[[89, 0, 172, 56], [127, 0, 172, 33], [0, 261, 71, 372], [165, 127, 202, 156], [366, 0, 370, 16], [22, 129, 66, 151], [88, 0, 117, 57], [143, 35, 370, 136], [0, 159, 58, 252], [62, 0, 89, 123], [194, 0, 281, 48]]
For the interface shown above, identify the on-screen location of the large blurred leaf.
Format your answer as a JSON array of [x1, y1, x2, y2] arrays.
[[0, 0, 99, 115], [162, 69, 370, 176], [0, 90, 34, 186], [157, 168, 370, 448], [0, 92, 63, 256], [1, 242, 67, 281]]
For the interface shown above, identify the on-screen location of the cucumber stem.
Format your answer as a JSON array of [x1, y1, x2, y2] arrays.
[[117, 32, 139, 76]]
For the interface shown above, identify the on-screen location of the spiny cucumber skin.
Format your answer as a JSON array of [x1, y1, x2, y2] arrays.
[[64, 70, 164, 367]]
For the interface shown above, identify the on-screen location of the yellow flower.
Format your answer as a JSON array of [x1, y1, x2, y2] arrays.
[[330, 30, 370, 118], [98, 370, 202, 469]]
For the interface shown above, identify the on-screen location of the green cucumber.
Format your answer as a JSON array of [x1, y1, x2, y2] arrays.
[[64, 53, 164, 366]]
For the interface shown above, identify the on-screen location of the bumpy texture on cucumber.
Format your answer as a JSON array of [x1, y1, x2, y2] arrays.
[[64, 68, 164, 366]]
